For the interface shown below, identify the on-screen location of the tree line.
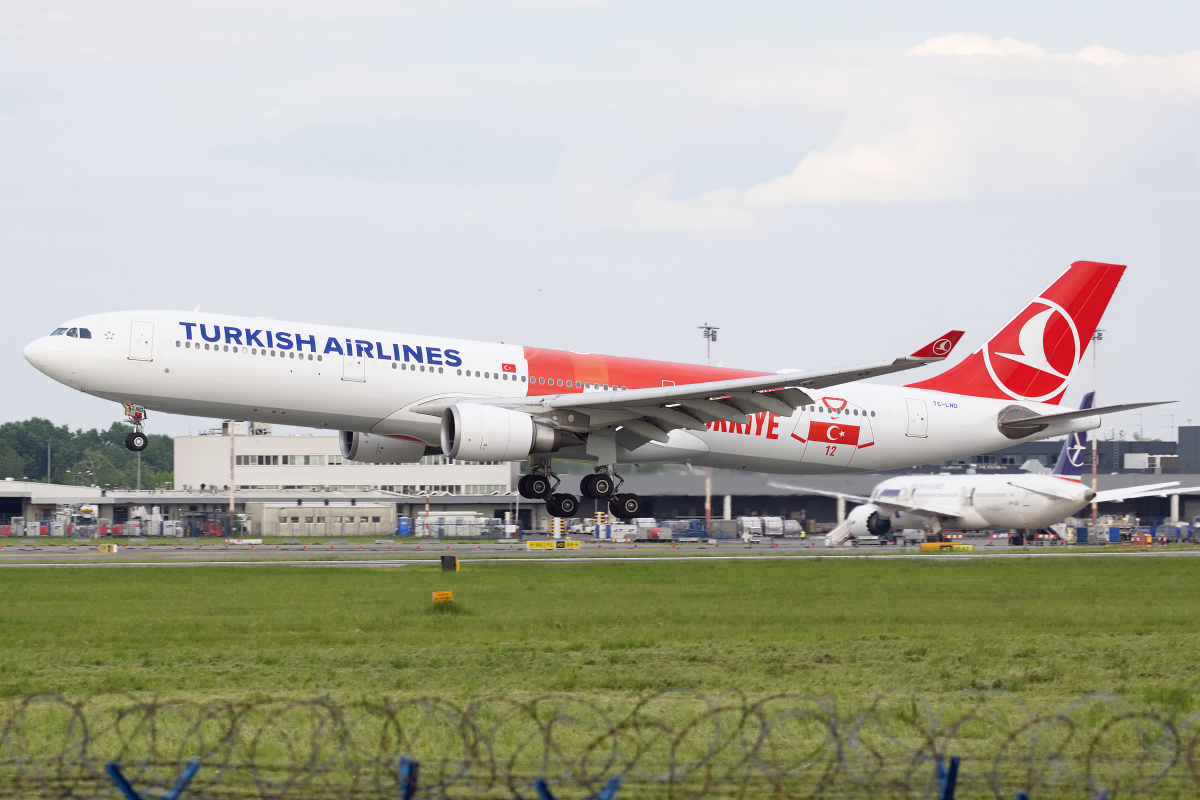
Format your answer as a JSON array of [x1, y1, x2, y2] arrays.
[[0, 418, 173, 488]]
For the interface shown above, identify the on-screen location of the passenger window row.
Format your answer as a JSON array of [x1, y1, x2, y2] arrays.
[[530, 377, 627, 391], [393, 363, 446, 374], [805, 405, 875, 417], [176, 340, 322, 361]]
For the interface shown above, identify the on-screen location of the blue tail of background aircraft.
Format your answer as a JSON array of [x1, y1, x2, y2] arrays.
[[1051, 391, 1095, 480]]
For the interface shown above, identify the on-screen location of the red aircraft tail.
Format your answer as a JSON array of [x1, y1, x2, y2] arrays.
[[906, 261, 1125, 404]]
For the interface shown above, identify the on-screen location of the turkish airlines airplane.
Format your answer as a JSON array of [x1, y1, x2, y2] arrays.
[[777, 393, 1198, 544], [22, 261, 1163, 520]]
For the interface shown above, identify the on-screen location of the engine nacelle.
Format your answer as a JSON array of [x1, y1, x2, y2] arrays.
[[847, 503, 892, 537], [441, 404, 569, 462], [339, 431, 432, 464]]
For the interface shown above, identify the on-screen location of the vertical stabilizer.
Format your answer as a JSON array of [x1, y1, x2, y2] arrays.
[[907, 262, 1124, 404], [1051, 391, 1095, 481]]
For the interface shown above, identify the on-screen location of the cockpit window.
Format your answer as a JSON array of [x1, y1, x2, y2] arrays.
[[51, 328, 67, 336], [66, 328, 78, 338], [78, 328, 91, 339]]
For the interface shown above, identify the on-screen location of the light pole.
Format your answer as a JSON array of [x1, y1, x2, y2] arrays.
[[698, 323, 720, 536], [698, 323, 719, 366]]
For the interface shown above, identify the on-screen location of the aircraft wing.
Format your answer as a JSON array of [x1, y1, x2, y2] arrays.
[[766, 482, 873, 504], [413, 330, 964, 451], [767, 482, 961, 519], [1093, 482, 1200, 504]]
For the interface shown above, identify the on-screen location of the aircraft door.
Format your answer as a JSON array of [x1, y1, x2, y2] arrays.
[[905, 398, 928, 438], [128, 321, 154, 361], [342, 352, 366, 382]]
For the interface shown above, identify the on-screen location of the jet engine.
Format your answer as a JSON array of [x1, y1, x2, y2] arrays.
[[441, 404, 575, 462], [847, 503, 892, 537], [339, 431, 433, 464]]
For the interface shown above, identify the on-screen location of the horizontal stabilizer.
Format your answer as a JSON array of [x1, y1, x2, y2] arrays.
[[998, 401, 1172, 438], [1093, 482, 1200, 504]]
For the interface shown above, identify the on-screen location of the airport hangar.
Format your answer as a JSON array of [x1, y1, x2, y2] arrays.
[[4, 424, 1200, 533]]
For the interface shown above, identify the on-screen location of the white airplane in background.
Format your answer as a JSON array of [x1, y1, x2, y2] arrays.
[[23, 261, 1167, 520], [778, 392, 1199, 544]]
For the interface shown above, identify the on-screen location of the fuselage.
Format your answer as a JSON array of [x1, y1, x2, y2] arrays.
[[23, 310, 1099, 474], [869, 474, 1094, 531]]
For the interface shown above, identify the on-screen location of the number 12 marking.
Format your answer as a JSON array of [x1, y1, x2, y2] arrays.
[[825, 445, 837, 456]]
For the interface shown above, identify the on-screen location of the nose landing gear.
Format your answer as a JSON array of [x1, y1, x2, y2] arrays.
[[123, 403, 149, 452]]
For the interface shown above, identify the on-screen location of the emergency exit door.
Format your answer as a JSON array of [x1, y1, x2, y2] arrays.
[[128, 321, 154, 361], [905, 398, 928, 438]]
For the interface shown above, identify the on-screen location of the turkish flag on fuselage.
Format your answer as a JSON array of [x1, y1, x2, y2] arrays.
[[501, 363, 516, 373], [807, 420, 860, 446]]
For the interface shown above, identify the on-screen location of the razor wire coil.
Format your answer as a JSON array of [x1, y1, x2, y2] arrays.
[[1, 690, 1198, 798]]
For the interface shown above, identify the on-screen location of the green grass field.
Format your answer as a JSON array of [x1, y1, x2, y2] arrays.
[[1, 556, 1198, 711]]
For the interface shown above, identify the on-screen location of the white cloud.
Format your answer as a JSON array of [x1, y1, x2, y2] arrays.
[[555, 151, 757, 232], [672, 36, 1200, 209], [909, 33, 1047, 58], [269, 63, 472, 104]]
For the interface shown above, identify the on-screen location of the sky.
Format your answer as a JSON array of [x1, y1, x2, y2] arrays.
[[2, 1, 1198, 441]]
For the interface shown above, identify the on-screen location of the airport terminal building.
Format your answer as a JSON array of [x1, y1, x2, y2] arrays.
[[4, 423, 1200, 534]]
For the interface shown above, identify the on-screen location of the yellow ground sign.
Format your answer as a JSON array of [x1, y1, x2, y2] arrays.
[[527, 540, 581, 550], [919, 543, 974, 553], [432, 591, 454, 604]]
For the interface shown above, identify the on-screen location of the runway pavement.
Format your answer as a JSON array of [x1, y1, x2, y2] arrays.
[[1, 536, 1198, 567]]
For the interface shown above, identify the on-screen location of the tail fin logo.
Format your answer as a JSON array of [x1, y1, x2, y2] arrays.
[[930, 338, 954, 356], [983, 298, 1080, 403], [1065, 437, 1087, 468]]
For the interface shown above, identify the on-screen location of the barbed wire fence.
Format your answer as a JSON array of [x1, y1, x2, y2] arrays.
[[2, 690, 1198, 799]]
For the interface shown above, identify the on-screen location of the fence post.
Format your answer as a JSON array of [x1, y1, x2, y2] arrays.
[[935, 754, 959, 800], [105, 759, 200, 800], [398, 756, 419, 800], [535, 774, 622, 800]]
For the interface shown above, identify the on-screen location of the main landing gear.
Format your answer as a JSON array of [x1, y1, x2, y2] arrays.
[[123, 403, 149, 452], [518, 469, 578, 518], [519, 463, 644, 521]]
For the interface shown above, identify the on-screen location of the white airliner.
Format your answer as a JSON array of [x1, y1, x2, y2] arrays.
[[776, 393, 1198, 544], [22, 261, 1165, 520]]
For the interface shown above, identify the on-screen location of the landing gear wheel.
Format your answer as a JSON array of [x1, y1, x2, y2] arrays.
[[608, 493, 641, 521], [547, 493, 579, 518], [125, 432, 148, 452], [525, 475, 551, 499], [518, 475, 553, 499], [580, 474, 617, 500]]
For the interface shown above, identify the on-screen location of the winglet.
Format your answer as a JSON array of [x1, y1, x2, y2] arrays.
[[909, 331, 964, 360]]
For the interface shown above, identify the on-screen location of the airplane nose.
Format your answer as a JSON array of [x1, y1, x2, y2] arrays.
[[23, 337, 48, 372]]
